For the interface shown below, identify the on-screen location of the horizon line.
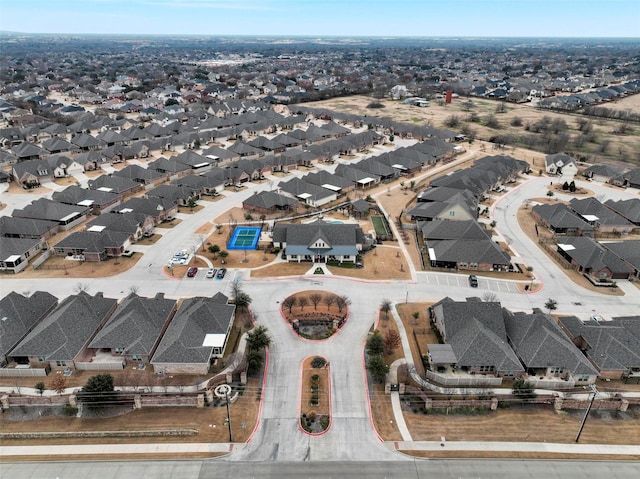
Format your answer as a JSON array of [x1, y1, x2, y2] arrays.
[[1, 31, 640, 40]]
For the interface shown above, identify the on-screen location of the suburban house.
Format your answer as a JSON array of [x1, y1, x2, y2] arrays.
[[605, 199, 640, 226], [12, 198, 89, 230], [556, 236, 634, 281], [611, 167, 640, 189], [0, 236, 46, 273], [113, 164, 168, 186], [272, 220, 366, 264], [53, 230, 131, 261], [8, 292, 118, 374], [334, 163, 381, 189], [172, 173, 225, 196], [87, 174, 144, 197], [503, 309, 598, 388], [545, 153, 578, 176], [582, 163, 625, 183], [424, 235, 511, 272], [52, 185, 121, 214], [46, 154, 84, 178], [148, 156, 192, 177], [427, 298, 524, 384], [568, 197, 633, 234], [242, 190, 298, 215], [602, 241, 640, 279], [86, 293, 178, 369], [0, 216, 59, 240], [278, 177, 337, 208], [301, 170, 355, 197], [558, 315, 640, 380], [147, 184, 201, 206], [531, 203, 595, 236], [116, 197, 177, 224], [407, 194, 477, 222], [11, 159, 52, 188], [0, 291, 58, 369], [86, 211, 154, 241], [151, 294, 236, 375]]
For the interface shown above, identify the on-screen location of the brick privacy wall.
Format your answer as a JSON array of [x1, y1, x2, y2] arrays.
[[5, 395, 69, 406], [561, 399, 630, 410], [0, 429, 198, 440], [140, 395, 198, 407]]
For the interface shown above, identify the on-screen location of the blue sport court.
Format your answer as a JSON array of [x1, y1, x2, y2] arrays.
[[227, 226, 262, 250]]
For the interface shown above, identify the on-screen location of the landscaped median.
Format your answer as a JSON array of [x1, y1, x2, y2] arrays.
[[299, 356, 331, 435]]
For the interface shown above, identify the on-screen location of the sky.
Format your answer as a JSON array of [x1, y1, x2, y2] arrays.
[[1, 0, 638, 38]]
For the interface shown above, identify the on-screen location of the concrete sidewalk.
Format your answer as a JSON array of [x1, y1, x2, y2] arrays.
[[2, 440, 639, 458]]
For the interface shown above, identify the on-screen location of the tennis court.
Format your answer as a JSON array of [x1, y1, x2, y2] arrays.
[[228, 226, 262, 250]]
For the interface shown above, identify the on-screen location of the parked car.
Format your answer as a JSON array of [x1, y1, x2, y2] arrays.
[[187, 267, 198, 277], [216, 268, 227, 279], [206, 268, 216, 278], [468, 274, 478, 287]]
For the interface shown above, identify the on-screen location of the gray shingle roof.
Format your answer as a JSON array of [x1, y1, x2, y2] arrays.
[[432, 299, 523, 374], [604, 199, 640, 224], [557, 236, 634, 275], [0, 291, 58, 358], [52, 185, 120, 208], [152, 296, 235, 365], [420, 219, 490, 241], [242, 191, 297, 210], [13, 198, 88, 223], [504, 310, 597, 375], [532, 203, 594, 232], [559, 315, 640, 372], [10, 292, 117, 362], [569, 197, 633, 228], [0, 216, 58, 239], [428, 239, 511, 265], [89, 293, 176, 355], [0, 236, 41, 260]]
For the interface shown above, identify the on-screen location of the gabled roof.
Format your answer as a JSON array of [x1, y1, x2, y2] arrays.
[[504, 310, 597, 375], [532, 203, 594, 231], [545, 152, 577, 168], [89, 293, 176, 355], [147, 184, 197, 203], [569, 197, 632, 228], [86, 211, 150, 235], [559, 315, 640, 372], [604, 199, 640, 224], [152, 296, 235, 365], [54, 230, 130, 254], [113, 164, 165, 182], [148, 157, 191, 174], [272, 220, 364, 257], [173, 173, 225, 190], [12, 159, 51, 180], [0, 216, 58, 238], [602, 240, 640, 271], [432, 299, 523, 373], [301, 170, 353, 191], [0, 236, 42, 261], [71, 133, 100, 148], [10, 292, 117, 362], [557, 236, 634, 275], [420, 219, 490, 241], [117, 196, 174, 217], [13, 198, 88, 222], [582, 163, 624, 178], [279, 177, 337, 203], [242, 191, 297, 210], [0, 291, 58, 358], [52, 185, 120, 207], [87, 174, 139, 194], [427, 238, 511, 265]]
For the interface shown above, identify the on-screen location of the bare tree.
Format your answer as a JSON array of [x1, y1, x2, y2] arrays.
[[482, 292, 499, 303], [336, 295, 351, 313], [309, 293, 323, 310], [128, 285, 140, 295], [384, 329, 402, 354], [282, 296, 298, 314], [298, 296, 309, 311], [50, 375, 67, 395], [380, 299, 392, 320], [74, 282, 90, 294], [323, 294, 337, 310]]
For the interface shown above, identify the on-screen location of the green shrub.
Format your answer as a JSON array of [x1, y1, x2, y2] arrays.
[[63, 404, 78, 416], [311, 357, 326, 368]]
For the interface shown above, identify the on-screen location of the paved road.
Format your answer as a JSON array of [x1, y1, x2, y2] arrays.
[[3, 459, 640, 479]]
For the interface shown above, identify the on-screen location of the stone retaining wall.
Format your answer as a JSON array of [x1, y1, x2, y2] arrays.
[[0, 429, 198, 440]]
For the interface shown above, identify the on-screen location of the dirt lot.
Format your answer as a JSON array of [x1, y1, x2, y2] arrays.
[[309, 95, 640, 166]]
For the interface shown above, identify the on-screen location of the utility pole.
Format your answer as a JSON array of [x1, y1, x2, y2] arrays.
[[224, 389, 233, 443], [575, 385, 597, 443]]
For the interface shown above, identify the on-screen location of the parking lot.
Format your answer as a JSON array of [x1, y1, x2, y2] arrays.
[[419, 273, 521, 294]]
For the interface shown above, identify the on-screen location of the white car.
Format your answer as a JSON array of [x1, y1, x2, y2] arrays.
[[206, 268, 216, 278]]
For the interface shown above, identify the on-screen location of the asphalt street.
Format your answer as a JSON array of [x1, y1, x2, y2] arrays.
[[3, 459, 640, 479]]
